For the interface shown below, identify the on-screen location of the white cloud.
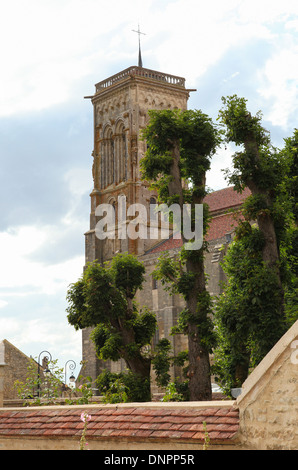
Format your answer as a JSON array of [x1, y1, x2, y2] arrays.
[[0, 163, 90, 294], [286, 19, 298, 31], [0, 0, 157, 116], [0, 318, 20, 338], [0, 316, 82, 372], [257, 44, 298, 129], [64, 168, 92, 199], [223, 72, 240, 83], [1, 0, 298, 116], [0, 225, 84, 294], [206, 144, 234, 191], [7, 318, 76, 352], [142, 0, 274, 87], [236, 0, 298, 23]]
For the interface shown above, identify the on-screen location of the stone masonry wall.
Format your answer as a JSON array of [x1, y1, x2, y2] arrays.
[[236, 320, 298, 450], [1, 340, 32, 400]]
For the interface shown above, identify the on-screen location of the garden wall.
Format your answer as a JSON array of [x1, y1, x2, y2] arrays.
[[0, 401, 239, 450], [0, 321, 297, 450], [236, 320, 298, 450]]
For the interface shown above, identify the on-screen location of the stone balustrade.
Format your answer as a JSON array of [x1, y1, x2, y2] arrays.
[[95, 66, 185, 92]]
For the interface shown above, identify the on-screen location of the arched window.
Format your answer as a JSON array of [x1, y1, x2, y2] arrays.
[[107, 128, 114, 186], [109, 198, 117, 225], [101, 127, 114, 188], [149, 197, 157, 217], [115, 122, 127, 184], [122, 127, 127, 181]]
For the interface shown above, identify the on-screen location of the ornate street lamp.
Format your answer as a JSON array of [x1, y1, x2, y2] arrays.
[[64, 360, 76, 387], [37, 350, 52, 398]]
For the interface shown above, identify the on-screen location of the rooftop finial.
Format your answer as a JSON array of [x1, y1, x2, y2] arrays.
[[132, 24, 146, 68]]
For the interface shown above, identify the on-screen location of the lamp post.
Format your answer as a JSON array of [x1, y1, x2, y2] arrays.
[[37, 350, 52, 398], [64, 360, 76, 388]]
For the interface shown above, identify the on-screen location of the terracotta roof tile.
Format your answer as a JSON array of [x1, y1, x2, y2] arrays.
[[204, 186, 251, 213], [145, 186, 250, 253], [0, 405, 239, 443]]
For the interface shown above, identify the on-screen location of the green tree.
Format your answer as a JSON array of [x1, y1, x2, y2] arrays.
[[275, 129, 298, 325], [96, 369, 151, 403], [213, 97, 298, 391], [213, 223, 286, 392], [279, 129, 298, 224], [66, 253, 157, 400], [218, 95, 284, 298], [140, 109, 221, 400]]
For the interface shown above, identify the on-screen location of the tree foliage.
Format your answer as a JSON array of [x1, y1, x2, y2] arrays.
[[67, 253, 157, 398], [96, 369, 151, 403], [141, 109, 221, 205], [278, 129, 298, 325], [281, 129, 298, 223], [213, 96, 298, 392], [213, 223, 287, 393], [218, 95, 284, 292], [141, 109, 222, 400], [66, 252, 186, 401], [66, 98, 298, 401]]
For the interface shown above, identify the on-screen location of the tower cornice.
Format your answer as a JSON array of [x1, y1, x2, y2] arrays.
[[84, 66, 196, 101]]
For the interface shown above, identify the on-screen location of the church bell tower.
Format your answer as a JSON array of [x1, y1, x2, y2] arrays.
[[82, 64, 192, 383]]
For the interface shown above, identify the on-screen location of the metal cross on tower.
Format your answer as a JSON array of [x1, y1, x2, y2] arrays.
[[132, 24, 146, 68]]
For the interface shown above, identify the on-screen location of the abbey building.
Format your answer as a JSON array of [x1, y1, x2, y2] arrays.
[[82, 65, 249, 386]]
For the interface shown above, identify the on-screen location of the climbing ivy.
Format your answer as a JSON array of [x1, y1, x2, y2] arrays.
[[213, 98, 298, 392], [141, 109, 221, 401]]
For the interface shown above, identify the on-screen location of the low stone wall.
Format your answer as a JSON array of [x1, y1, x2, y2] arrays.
[[236, 320, 298, 450], [1, 324, 296, 450], [0, 401, 240, 451]]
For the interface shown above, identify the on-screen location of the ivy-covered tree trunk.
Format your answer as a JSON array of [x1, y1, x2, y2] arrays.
[[109, 316, 151, 379], [218, 96, 285, 317], [168, 138, 184, 206], [141, 110, 221, 401], [185, 257, 212, 400], [243, 136, 282, 281], [182, 168, 212, 400], [234, 355, 250, 387], [167, 140, 212, 400], [213, 95, 294, 393]]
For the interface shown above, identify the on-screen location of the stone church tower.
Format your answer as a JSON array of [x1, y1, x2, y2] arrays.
[[81, 64, 249, 389], [82, 65, 193, 383]]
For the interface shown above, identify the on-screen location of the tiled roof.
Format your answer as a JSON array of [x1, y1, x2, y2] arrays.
[[146, 234, 183, 254], [0, 404, 239, 443], [204, 187, 251, 213], [145, 186, 250, 254], [146, 211, 239, 253], [206, 212, 243, 241]]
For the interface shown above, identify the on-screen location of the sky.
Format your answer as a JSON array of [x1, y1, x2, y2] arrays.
[[1, 0, 298, 382]]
